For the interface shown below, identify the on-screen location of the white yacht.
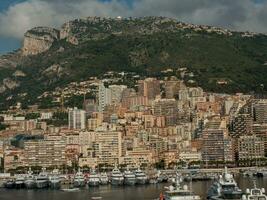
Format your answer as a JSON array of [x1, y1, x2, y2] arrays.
[[49, 169, 61, 189], [242, 185, 267, 200], [24, 168, 36, 189], [160, 178, 201, 200], [207, 167, 243, 200], [73, 168, 85, 187], [36, 168, 49, 189], [135, 167, 148, 185], [4, 179, 15, 189], [111, 165, 124, 186], [100, 172, 109, 185], [124, 167, 136, 186], [14, 174, 25, 188], [88, 169, 100, 187]]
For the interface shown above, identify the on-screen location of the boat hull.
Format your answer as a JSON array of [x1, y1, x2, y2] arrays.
[[111, 178, 124, 186], [88, 180, 100, 187], [222, 191, 243, 199], [136, 178, 148, 185], [24, 181, 36, 189], [100, 178, 108, 185], [4, 181, 15, 189], [15, 182, 24, 189], [49, 181, 61, 189], [36, 181, 49, 189], [124, 178, 136, 186], [165, 195, 201, 200], [73, 180, 85, 188]]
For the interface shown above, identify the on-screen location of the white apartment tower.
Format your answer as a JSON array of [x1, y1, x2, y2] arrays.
[[68, 107, 86, 130], [98, 82, 112, 112], [98, 82, 127, 112]]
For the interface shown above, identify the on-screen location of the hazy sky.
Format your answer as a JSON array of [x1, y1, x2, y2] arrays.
[[1, 0, 267, 54]]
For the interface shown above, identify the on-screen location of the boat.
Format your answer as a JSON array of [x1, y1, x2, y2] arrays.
[[24, 168, 36, 189], [61, 188, 80, 192], [73, 168, 85, 187], [4, 179, 15, 189], [160, 178, 201, 200], [158, 171, 168, 183], [110, 165, 124, 186], [36, 168, 49, 189], [242, 184, 267, 200], [135, 167, 148, 185], [100, 172, 109, 185], [88, 169, 100, 187], [0, 179, 6, 188], [149, 178, 158, 184], [124, 167, 136, 186], [242, 170, 254, 178], [14, 174, 25, 189], [207, 167, 243, 200], [256, 169, 267, 177], [49, 169, 61, 189], [91, 197, 102, 200]]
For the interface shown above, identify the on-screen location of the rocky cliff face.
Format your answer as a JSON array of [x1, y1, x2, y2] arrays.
[[0, 51, 21, 69], [22, 27, 60, 56], [20, 17, 238, 57], [0, 78, 20, 94]]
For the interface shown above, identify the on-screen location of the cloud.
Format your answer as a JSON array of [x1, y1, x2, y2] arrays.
[[0, 0, 267, 40], [0, 0, 128, 39]]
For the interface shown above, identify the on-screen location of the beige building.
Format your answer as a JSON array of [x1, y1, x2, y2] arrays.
[[179, 150, 202, 163], [238, 135, 265, 160], [93, 130, 122, 165], [4, 147, 24, 170], [23, 139, 66, 167], [78, 157, 98, 168], [121, 147, 154, 168], [138, 78, 160, 100], [87, 118, 102, 131]]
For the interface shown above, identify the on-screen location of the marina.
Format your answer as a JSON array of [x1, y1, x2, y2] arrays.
[[0, 175, 266, 200], [0, 167, 266, 200]]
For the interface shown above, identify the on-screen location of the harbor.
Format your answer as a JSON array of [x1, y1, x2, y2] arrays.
[[0, 167, 266, 199], [0, 175, 266, 200]]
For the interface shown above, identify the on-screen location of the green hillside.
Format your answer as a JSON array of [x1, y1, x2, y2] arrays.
[[1, 17, 267, 109]]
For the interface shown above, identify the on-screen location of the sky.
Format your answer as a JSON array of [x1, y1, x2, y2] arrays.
[[0, 0, 267, 54]]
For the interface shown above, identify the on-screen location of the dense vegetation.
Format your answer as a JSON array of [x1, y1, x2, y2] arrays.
[[0, 123, 7, 131], [1, 17, 267, 109], [44, 112, 68, 127]]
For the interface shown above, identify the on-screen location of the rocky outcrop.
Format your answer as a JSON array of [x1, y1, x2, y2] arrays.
[[42, 64, 67, 78], [0, 78, 20, 93], [60, 21, 79, 45], [13, 70, 26, 77], [0, 51, 21, 69], [22, 27, 60, 56], [0, 85, 6, 93], [3, 78, 19, 89]]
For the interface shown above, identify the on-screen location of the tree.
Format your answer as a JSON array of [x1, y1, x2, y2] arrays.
[[0, 122, 7, 131], [155, 159, 165, 169]]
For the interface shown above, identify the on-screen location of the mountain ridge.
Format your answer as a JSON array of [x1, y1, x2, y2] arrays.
[[0, 16, 267, 110]]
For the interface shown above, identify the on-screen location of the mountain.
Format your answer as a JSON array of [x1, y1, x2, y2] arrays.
[[1, 16, 267, 109]]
